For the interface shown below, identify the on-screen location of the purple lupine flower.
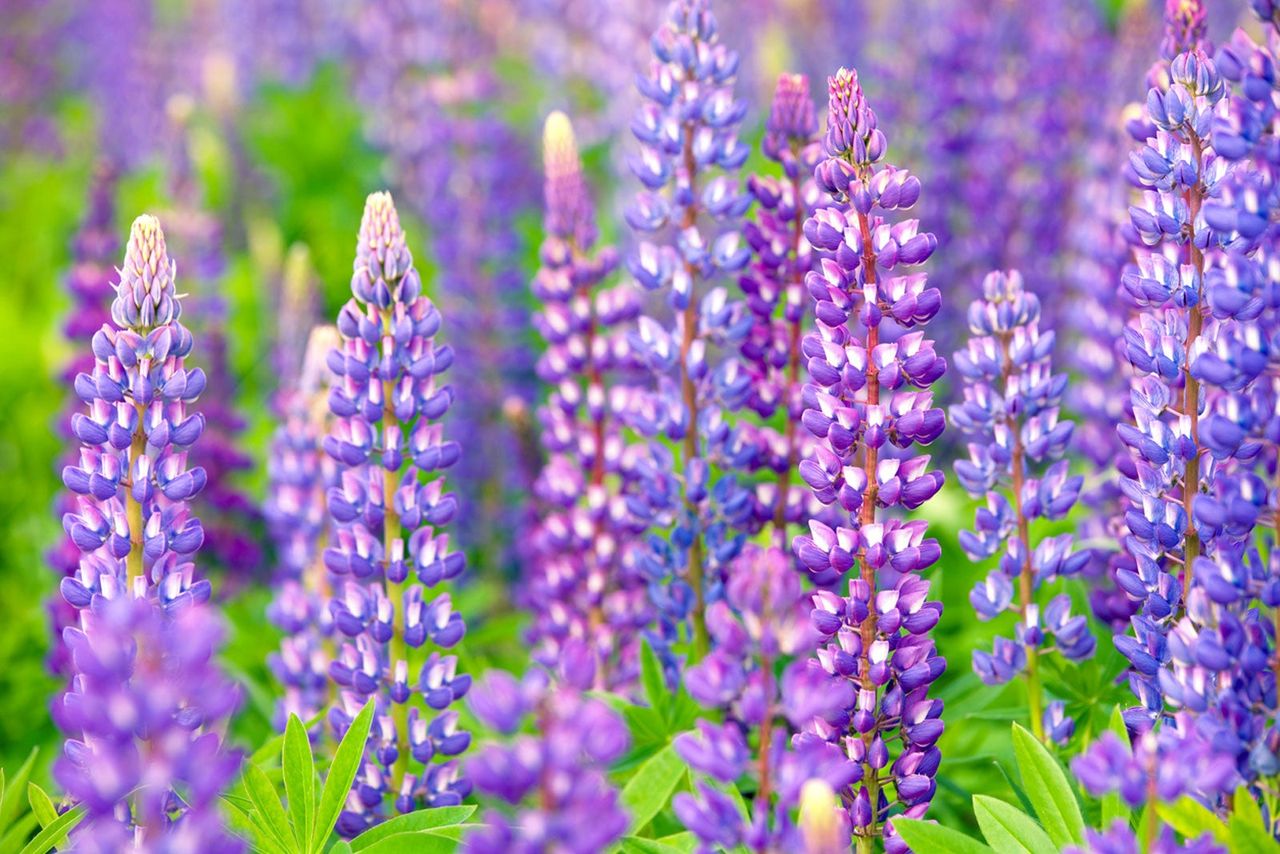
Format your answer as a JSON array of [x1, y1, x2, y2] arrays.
[[624, 0, 754, 663], [525, 112, 650, 689], [0, 0, 61, 152], [60, 215, 211, 610], [266, 325, 340, 731], [348, 1, 540, 579], [675, 546, 849, 849], [739, 73, 829, 540], [789, 68, 947, 851], [49, 163, 119, 676], [951, 269, 1091, 742], [323, 192, 470, 834], [55, 597, 242, 853], [54, 215, 240, 847], [464, 662, 631, 853], [1065, 820, 1225, 854], [1072, 725, 1236, 810]]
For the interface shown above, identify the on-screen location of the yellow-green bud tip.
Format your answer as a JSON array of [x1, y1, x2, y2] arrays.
[[798, 779, 844, 854]]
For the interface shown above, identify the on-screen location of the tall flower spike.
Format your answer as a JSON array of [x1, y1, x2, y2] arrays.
[[790, 67, 947, 854], [624, 0, 753, 665], [54, 215, 240, 847], [526, 112, 650, 688], [951, 270, 1091, 744], [267, 325, 340, 731], [739, 73, 829, 541], [324, 192, 469, 834]]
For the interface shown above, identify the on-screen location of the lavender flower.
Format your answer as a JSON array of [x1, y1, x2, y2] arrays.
[[526, 112, 650, 688], [464, 664, 631, 853], [951, 269, 1091, 742], [54, 215, 240, 847], [49, 163, 119, 676], [624, 0, 753, 661], [323, 192, 469, 834], [266, 325, 340, 731], [789, 68, 946, 853]]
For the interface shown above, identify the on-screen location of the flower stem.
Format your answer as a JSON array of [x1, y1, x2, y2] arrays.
[[382, 310, 410, 799], [1180, 134, 1207, 589]]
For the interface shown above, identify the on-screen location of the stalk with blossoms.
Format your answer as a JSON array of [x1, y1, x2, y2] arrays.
[[527, 111, 650, 687], [323, 192, 470, 834], [266, 325, 340, 730], [790, 68, 947, 853], [55, 215, 241, 849], [625, 0, 752, 662], [952, 270, 1092, 744]]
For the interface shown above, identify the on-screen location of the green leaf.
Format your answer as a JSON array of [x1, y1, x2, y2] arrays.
[[331, 843, 353, 854], [1231, 786, 1266, 832], [315, 699, 376, 847], [250, 710, 325, 767], [1101, 708, 1130, 828], [1010, 723, 1085, 848], [0, 813, 39, 852], [18, 804, 85, 854], [972, 795, 1056, 854], [1227, 812, 1277, 854], [1, 748, 38, 827], [349, 807, 477, 851], [25, 783, 58, 829], [655, 831, 699, 852], [243, 763, 295, 853], [282, 714, 317, 853], [1158, 797, 1229, 846], [639, 640, 671, 720], [619, 837, 686, 854], [891, 818, 995, 854], [621, 742, 686, 834], [358, 831, 459, 853]]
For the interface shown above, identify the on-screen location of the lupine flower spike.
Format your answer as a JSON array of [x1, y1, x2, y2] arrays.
[[323, 192, 469, 834], [55, 215, 241, 849], [952, 270, 1091, 744], [527, 111, 650, 688], [790, 68, 947, 853], [625, 0, 753, 666]]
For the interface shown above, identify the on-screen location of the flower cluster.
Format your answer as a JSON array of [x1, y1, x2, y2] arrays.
[[464, 663, 631, 853], [951, 269, 1091, 742], [54, 215, 240, 847], [266, 325, 340, 730], [526, 111, 650, 688], [624, 0, 753, 663], [323, 192, 470, 833], [55, 596, 242, 852], [789, 67, 947, 852]]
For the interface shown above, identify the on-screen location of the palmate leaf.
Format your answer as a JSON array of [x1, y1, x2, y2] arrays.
[[242, 763, 294, 853], [621, 742, 687, 834], [1010, 723, 1085, 848], [972, 795, 1056, 854], [891, 818, 994, 853], [282, 714, 317, 852], [314, 699, 376, 851]]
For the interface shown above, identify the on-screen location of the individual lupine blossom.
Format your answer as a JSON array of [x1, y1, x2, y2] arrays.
[[950, 270, 1092, 744], [1066, 822, 1225, 854], [266, 325, 340, 731], [526, 112, 650, 689], [624, 0, 754, 664], [463, 655, 631, 854], [49, 163, 119, 676], [674, 546, 861, 851], [323, 192, 470, 834], [1111, 35, 1278, 734], [789, 68, 947, 853], [738, 73, 830, 540], [55, 216, 241, 848]]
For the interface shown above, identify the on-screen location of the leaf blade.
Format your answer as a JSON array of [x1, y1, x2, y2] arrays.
[[621, 742, 685, 834], [315, 699, 376, 847], [282, 713, 317, 852], [891, 818, 995, 854], [18, 804, 85, 854], [1010, 723, 1086, 848], [972, 795, 1056, 854]]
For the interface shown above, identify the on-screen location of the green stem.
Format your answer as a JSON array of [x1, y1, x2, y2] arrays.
[[381, 309, 410, 796]]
